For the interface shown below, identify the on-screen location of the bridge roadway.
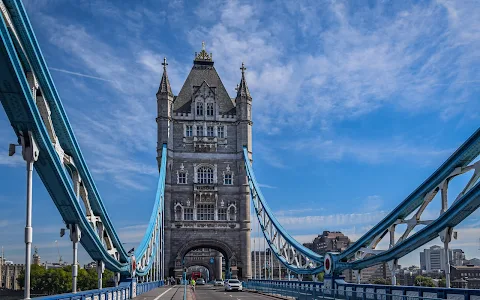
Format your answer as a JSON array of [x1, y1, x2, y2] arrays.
[[133, 284, 276, 300], [193, 285, 276, 300], [133, 285, 184, 300]]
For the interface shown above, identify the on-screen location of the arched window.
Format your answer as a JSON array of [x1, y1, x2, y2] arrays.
[[197, 166, 214, 184], [175, 205, 183, 221], [228, 205, 236, 221]]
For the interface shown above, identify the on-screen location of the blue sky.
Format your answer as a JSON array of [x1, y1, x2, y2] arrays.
[[0, 0, 479, 269]]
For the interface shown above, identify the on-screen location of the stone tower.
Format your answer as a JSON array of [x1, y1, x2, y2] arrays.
[[157, 44, 252, 280]]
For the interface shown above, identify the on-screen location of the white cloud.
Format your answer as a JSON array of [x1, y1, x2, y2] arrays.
[[276, 211, 388, 231]]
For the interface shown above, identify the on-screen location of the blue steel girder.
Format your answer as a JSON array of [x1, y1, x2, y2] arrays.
[[336, 128, 480, 271], [243, 147, 324, 275], [0, 2, 128, 273], [0, 0, 166, 276], [135, 144, 166, 276], [0, 0, 130, 263]]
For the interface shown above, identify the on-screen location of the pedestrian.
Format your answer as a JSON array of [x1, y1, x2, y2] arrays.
[[190, 278, 196, 292]]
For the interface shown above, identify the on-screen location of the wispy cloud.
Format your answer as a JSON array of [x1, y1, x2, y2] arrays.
[[257, 183, 277, 189], [49, 67, 114, 82], [277, 211, 388, 231]]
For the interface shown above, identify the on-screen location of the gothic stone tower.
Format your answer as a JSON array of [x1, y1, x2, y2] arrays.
[[157, 45, 252, 280]]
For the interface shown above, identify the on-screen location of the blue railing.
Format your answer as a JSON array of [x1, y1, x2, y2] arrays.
[[33, 280, 164, 300], [137, 280, 164, 295], [34, 283, 132, 300], [246, 280, 480, 300]]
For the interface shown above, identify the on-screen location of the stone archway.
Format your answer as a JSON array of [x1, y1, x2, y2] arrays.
[[184, 261, 215, 281], [177, 239, 235, 259], [174, 239, 237, 280]]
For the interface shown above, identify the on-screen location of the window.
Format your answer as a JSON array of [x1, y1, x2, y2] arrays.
[[217, 126, 225, 138], [228, 206, 236, 221], [207, 126, 214, 137], [175, 205, 182, 221], [184, 208, 194, 221], [186, 125, 193, 137], [196, 102, 203, 116], [207, 103, 214, 116], [218, 208, 227, 221], [196, 125, 204, 136], [197, 166, 214, 184], [224, 173, 233, 185], [197, 204, 214, 221], [178, 172, 187, 184]]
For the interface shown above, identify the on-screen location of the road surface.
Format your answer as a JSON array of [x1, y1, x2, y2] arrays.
[[193, 285, 275, 300], [133, 286, 184, 300]]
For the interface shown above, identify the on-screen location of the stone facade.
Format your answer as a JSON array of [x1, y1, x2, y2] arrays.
[[157, 45, 252, 280], [0, 256, 24, 290]]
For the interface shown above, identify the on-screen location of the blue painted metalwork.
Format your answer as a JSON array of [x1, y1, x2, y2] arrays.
[[136, 280, 165, 295], [135, 145, 166, 275], [243, 147, 324, 274], [2, 0, 129, 263], [246, 280, 480, 300], [34, 282, 132, 300], [337, 128, 480, 270], [0, 0, 166, 276]]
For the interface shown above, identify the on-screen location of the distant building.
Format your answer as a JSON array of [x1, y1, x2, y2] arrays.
[[420, 245, 452, 272], [84, 261, 97, 270], [303, 231, 350, 256], [452, 249, 465, 267], [33, 247, 41, 266], [464, 258, 480, 266], [451, 265, 480, 289], [344, 262, 391, 284], [43, 261, 68, 269], [0, 254, 25, 291]]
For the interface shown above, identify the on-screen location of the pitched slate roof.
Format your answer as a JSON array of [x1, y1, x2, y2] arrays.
[[173, 46, 235, 114]]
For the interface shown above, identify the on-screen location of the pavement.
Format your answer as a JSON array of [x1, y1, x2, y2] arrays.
[[191, 284, 281, 300], [133, 285, 184, 300]]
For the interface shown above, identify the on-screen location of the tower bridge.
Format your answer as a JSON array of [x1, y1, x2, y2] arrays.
[[0, 1, 480, 299]]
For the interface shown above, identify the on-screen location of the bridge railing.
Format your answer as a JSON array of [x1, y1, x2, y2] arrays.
[[246, 280, 480, 300], [33, 280, 164, 300], [136, 280, 165, 295]]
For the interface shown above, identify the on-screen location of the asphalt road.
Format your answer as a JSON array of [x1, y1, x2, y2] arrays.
[[193, 285, 273, 300]]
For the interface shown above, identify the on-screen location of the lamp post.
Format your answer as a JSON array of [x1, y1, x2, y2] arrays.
[[11, 131, 39, 300]]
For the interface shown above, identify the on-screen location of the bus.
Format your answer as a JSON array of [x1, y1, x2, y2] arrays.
[[191, 271, 202, 281]]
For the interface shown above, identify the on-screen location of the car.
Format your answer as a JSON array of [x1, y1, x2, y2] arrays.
[[196, 278, 205, 285], [224, 279, 242, 291], [214, 279, 224, 286]]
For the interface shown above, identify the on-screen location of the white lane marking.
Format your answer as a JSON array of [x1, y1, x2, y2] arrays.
[[152, 287, 173, 300]]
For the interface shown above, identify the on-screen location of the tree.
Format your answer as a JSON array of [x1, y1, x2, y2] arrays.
[[414, 275, 435, 287], [317, 272, 324, 282], [372, 278, 390, 285], [438, 278, 447, 287]]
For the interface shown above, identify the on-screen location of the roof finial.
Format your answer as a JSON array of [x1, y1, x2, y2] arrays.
[[202, 41, 206, 51], [240, 62, 246, 75], [162, 57, 168, 71]]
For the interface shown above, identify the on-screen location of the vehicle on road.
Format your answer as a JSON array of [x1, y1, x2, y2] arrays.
[[214, 279, 224, 286], [196, 278, 206, 285], [224, 279, 242, 291]]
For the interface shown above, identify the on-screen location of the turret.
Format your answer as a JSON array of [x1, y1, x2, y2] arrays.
[[235, 62, 252, 157], [156, 57, 174, 168]]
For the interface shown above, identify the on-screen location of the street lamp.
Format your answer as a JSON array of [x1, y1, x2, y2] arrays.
[[10, 131, 39, 300]]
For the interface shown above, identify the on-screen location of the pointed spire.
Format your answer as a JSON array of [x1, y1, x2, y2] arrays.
[[236, 62, 251, 99], [158, 57, 173, 96]]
